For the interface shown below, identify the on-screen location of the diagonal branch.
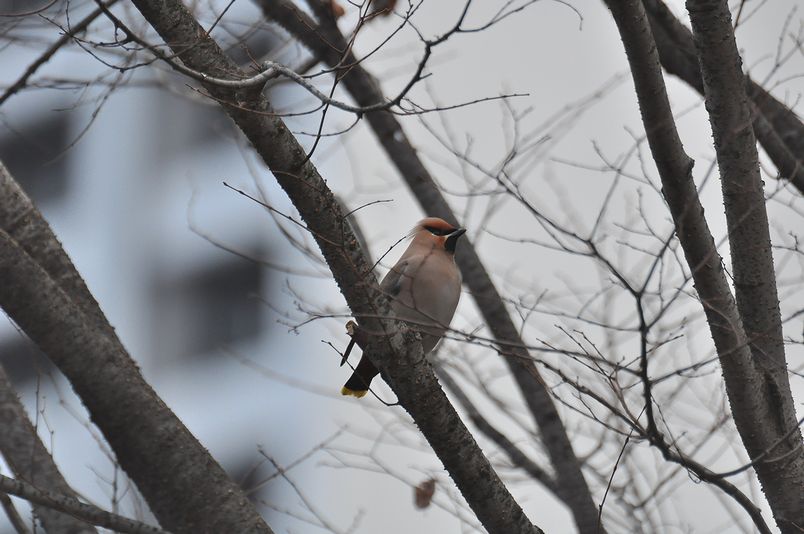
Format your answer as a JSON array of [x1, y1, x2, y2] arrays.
[[0, 365, 98, 533], [435, 367, 559, 496], [641, 0, 804, 193], [0, 0, 120, 107], [121, 1, 541, 532], [0, 163, 274, 533], [0, 491, 30, 534], [605, 0, 803, 532], [0, 472, 169, 534], [685, 1, 804, 530], [256, 3, 605, 533]]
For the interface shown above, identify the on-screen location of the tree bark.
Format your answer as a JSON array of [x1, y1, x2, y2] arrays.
[[0, 472, 168, 534], [641, 0, 804, 193], [685, 1, 804, 529], [0, 365, 98, 533], [606, 1, 804, 531], [124, 1, 541, 532], [258, 3, 605, 532], [0, 163, 273, 533]]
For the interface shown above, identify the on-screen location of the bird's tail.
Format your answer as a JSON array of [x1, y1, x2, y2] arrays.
[[340, 385, 368, 398], [341, 356, 379, 398]]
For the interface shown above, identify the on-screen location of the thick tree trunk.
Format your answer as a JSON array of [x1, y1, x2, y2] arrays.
[[641, 0, 804, 193], [686, 1, 804, 529], [0, 164, 273, 533], [605, 1, 804, 531]]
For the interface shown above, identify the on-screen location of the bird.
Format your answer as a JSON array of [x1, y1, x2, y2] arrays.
[[341, 217, 466, 398]]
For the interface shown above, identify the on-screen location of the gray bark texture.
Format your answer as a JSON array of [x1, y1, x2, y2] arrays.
[[258, 3, 605, 533], [0, 492, 28, 534], [685, 1, 804, 530], [0, 365, 98, 533], [642, 0, 804, 193], [0, 163, 273, 533], [125, 0, 542, 532], [0, 472, 169, 534], [606, 1, 803, 531]]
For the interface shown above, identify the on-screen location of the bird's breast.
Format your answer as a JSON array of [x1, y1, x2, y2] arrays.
[[393, 258, 461, 330]]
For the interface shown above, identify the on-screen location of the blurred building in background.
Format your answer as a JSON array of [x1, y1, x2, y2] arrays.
[[3, 1, 801, 533], [0, 2, 327, 530]]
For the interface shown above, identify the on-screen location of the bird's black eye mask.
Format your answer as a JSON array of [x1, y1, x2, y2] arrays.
[[424, 225, 456, 236]]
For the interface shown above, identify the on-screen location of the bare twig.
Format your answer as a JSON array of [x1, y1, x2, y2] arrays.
[[0, 162, 274, 533], [606, 0, 799, 531], [641, 0, 804, 194], [0, 365, 98, 533], [0, 492, 30, 534], [124, 0, 542, 531], [0, 0, 120, 107], [0, 474, 169, 534], [686, 0, 803, 529], [258, 3, 604, 532]]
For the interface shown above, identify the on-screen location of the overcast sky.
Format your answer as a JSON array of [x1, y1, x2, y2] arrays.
[[0, 0, 802, 532]]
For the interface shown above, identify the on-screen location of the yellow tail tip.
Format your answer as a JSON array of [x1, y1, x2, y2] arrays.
[[341, 386, 368, 398]]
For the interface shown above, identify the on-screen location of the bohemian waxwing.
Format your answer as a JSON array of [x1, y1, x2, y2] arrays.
[[341, 217, 466, 398]]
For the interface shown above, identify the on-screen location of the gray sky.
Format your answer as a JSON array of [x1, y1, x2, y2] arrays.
[[0, 0, 801, 532]]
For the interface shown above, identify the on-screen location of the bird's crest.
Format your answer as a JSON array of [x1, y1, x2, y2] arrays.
[[413, 217, 457, 237]]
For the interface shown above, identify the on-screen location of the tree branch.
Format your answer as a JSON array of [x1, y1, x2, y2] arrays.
[[0, 492, 30, 534], [120, 1, 541, 532], [435, 367, 559, 496], [605, 0, 803, 531], [257, 3, 605, 533], [685, 1, 804, 530], [0, 473, 169, 534], [0, 365, 98, 533], [641, 0, 804, 193], [0, 0, 120, 107], [0, 163, 274, 534]]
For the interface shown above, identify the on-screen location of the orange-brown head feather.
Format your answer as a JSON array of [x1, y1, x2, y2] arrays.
[[416, 217, 456, 233], [409, 217, 466, 253]]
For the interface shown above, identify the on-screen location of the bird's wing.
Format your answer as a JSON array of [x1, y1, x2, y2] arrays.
[[380, 259, 410, 297]]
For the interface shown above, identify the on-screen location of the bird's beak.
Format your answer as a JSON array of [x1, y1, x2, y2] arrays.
[[444, 228, 466, 253]]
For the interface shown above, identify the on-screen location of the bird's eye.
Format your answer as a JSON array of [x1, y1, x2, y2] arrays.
[[424, 226, 454, 236]]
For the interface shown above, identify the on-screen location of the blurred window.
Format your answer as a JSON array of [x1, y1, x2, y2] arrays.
[[0, 114, 71, 205], [0, 0, 61, 14], [0, 334, 54, 387], [152, 255, 263, 359]]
